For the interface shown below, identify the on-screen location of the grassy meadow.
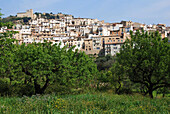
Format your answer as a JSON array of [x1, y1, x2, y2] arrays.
[[0, 93, 169, 114]]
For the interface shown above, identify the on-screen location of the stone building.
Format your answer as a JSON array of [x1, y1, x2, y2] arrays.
[[17, 9, 34, 19]]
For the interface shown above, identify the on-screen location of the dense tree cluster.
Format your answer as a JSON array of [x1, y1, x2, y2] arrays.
[[0, 16, 31, 25], [35, 12, 60, 19], [0, 38, 98, 95]]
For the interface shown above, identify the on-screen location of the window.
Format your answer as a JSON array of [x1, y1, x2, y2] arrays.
[[78, 44, 80, 47]]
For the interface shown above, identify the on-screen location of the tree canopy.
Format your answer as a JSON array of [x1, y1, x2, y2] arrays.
[[116, 30, 170, 98], [0, 40, 98, 95]]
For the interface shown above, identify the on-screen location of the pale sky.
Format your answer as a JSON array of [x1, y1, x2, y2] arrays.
[[1, 0, 170, 26]]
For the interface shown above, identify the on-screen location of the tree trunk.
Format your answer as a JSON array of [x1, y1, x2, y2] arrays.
[[34, 78, 50, 94], [149, 90, 153, 98], [9, 77, 12, 85], [116, 81, 121, 94], [34, 79, 41, 94], [24, 78, 27, 84], [163, 93, 165, 97]]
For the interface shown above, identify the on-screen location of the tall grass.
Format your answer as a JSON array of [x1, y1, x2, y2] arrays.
[[0, 93, 169, 113]]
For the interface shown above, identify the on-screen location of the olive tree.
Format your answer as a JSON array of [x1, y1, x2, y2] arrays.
[[117, 31, 170, 98]]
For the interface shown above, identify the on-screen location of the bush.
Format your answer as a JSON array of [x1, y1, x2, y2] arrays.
[[45, 83, 72, 95], [0, 79, 10, 96], [18, 83, 34, 96], [117, 88, 132, 95]]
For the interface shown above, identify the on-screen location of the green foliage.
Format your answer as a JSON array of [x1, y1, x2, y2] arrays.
[[95, 54, 116, 71], [0, 16, 31, 25], [15, 43, 97, 94], [0, 79, 10, 96], [0, 94, 169, 113], [22, 17, 31, 23], [97, 62, 132, 94], [110, 62, 128, 94], [0, 8, 3, 17], [116, 30, 170, 98], [0, 39, 98, 95], [35, 12, 59, 19], [0, 10, 14, 28], [0, 13, 19, 86], [96, 71, 112, 91], [95, 53, 133, 94]]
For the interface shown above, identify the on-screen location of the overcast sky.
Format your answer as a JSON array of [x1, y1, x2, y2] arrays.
[[1, 0, 170, 26]]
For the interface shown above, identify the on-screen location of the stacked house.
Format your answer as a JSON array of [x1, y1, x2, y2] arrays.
[[1, 9, 169, 57]]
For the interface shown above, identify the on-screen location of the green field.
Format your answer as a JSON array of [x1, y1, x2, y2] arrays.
[[0, 93, 169, 114]]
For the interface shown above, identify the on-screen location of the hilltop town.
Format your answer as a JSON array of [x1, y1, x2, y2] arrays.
[[1, 9, 170, 56]]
